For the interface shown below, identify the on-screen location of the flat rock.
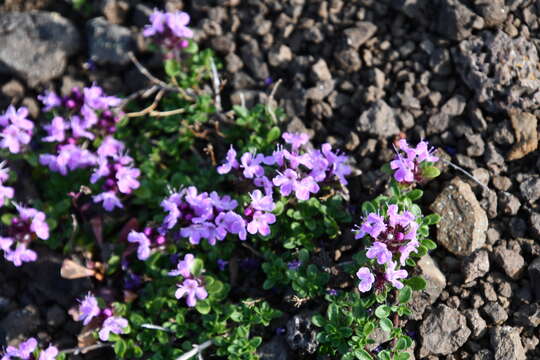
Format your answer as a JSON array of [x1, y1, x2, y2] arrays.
[[463, 249, 490, 282], [409, 255, 446, 320], [464, 309, 487, 339], [0, 11, 80, 86], [86, 17, 135, 65], [343, 23, 377, 50], [519, 176, 540, 204], [357, 100, 400, 137], [490, 326, 526, 360], [419, 304, 471, 357], [430, 177, 488, 256], [482, 302, 508, 325], [507, 111, 538, 160], [493, 246, 525, 279], [434, 0, 483, 41]]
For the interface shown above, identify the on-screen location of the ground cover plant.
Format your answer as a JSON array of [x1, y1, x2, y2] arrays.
[[0, 9, 443, 360]]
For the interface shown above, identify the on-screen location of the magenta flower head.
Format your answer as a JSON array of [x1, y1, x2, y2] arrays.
[[356, 213, 386, 239], [175, 278, 208, 307], [4, 244, 37, 267], [385, 261, 408, 289], [143, 9, 193, 50], [282, 132, 309, 151], [78, 293, 101, 325], [247, 211, 276, 236], [38, 345, 59, 360], [15, 204, 49, 240], [127, 231, 151, 260], [356, 267, 375, 293], [294, 176, 320, 201], [249, 190, 275, 212], [391, 139, 438, 184], [217, 146, 239, 175], [366, 242, 392, 265], [116, 166, 141, 194], [93, 191, 123, 212], [42, 116, 67, 143], [215, 211, 247, 241], [5, 338, 37, 360], [168, 253, 195, 278], [272, 169, 298, 196], [99, 316, 128, 341], [38, 90, 62, 111], [240, 152, 264, 179]]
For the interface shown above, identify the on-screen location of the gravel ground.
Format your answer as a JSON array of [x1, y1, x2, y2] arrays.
[[0, 0, 539, 359]]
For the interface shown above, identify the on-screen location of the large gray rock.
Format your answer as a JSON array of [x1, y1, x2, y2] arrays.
[[0, 305, 41, 344], [409, 255, 446, 320], [419, 304, 471, 357], [453, 30, 540, 113], [430, 178, 488, 256], [490, 326, 526, 360], [86, 17, 135, 65], [357, 100, 400, 137], [286, 313, 318, 354], [0, 12, 80, 86]]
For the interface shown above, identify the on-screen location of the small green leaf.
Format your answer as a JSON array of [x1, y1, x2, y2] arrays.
[[423, 213, 441, 225], [327, 303, 340, 323], [361, 201, 377, 214], [405, 276, 427, 291], [164, 59, 180, 77], [311, 314, 325, 327], [374, 305, 391, 319], [396, 352, 411, 360], [398, 286, 412, 304], [405, 189, 423, 201], [422, 166, 441, 178], [191, 258, 204, 276], [379, 318, 393, 333], [266, 126, 281, 143], [195, 299, 211, 314], [421, 238, 437, 250], [395, 337, 408, 351], [377, 350, 392, 360], [356, 349, 373, 360]]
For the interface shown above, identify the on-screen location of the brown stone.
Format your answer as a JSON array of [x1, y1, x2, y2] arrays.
[[507, 111, 538, 160]]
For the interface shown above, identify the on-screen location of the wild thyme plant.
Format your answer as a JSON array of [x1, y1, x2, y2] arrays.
[[0, 8, 442, 360]]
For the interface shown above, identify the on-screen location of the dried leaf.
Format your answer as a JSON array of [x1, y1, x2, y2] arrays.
[[61, 259, 95, 279]]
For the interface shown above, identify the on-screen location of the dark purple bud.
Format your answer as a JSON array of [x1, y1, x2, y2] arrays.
[[275, 327, 286, 335], [244, 207, 254, 217], [102, 308, 113, 317], [144, 227, 153, 236], [217, 259, 228, 271]]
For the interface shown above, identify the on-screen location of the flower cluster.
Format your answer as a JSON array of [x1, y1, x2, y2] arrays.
[[77, 293, 129, 341], [169, 253, 208, 307], [354, 204, 418, 292], [160, 186, 247, 246], [1, 338, 58, 360], [390, 139, 438, 184], [0, 105, 34, 154], [38, 85, 140, 211], [143, 9, 194, 51], [0, 204, 49, 267], [218, 132, 351, 201], [127, 228, 166, 261]]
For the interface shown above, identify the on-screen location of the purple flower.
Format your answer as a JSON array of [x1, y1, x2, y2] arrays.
[[253, 175, 273, 196], [5, 338, 37, 360], [217, 259, 228, 271], [97, 136, 125, 158], [385, 261, 408, 289], [294, 176, 320, 201], [180, 223, 210, 245], [1, 124, 32, 154], [93, 191, 123, 212], [390, 155, 414, 183], [1, 105, 33, 131], [14, 204, 49, 240], [38, 345, 59, 360], [78, 293, 100, 325], [168, 253, 195, 277], [5, 247, 38, 269], [240, 152, 264, 179], [217, 146, 239, 174], [0, 184, 14, 205], [399, 239, 419, 265], [38, 90, 62, 111], [356, 267, 375, 293], [99, 316, 128, 341], [161, 193, 182, 230], [175, 278, 208, 307], [287, 260, 302, 270], [166, 11, 194, 39], [215, 211, 247, 240], [84, 84, 121, 110], [391, 139, 438, 183], [273, 169, 298, 196], [247, 211, 276, 236], [143, 9, 166, 37], [249, 189, 275, 212], [366, 242, 392, 265], [0, 237, 13, 251], [70, 115, 95, 140], [116, 166, 141, 194], [210, 192, 238, 211], [90, 157, 110, 184], [42, 116, 66, 143], [282, 132, 309, 151], [40, 144, 97, 175], [387, 205, 414, 228], [184, 187, 213, 223], [127, 231, 151, 260], [356, 213, 386, 239]]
